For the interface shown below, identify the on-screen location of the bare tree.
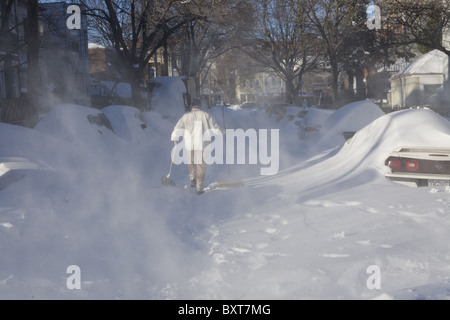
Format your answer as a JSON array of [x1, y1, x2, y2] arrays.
[[170, 0, 256, 98], [211, 49, 242, 104], [301, 0, 359, 105], [0, 0, 21, 100], [0, 0, 39, 125], [339, 1, 386, 102], [246, 0, 321, 104], [0, 1, 15, 35], [81, 0, 200, 110]]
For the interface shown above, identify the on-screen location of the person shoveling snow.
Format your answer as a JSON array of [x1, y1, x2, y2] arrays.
[[169, 99, 222, 194]]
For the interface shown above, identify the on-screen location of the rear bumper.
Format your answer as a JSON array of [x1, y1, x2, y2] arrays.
[[385, 172, 450, 187]]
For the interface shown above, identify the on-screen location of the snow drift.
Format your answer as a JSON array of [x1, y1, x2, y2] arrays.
[[1, 98, 450, 300]]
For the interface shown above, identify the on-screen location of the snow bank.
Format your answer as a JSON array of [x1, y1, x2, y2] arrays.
[[150, 77, 187, 120], [344, 108, 450, 171], [99, 81, 132, 99], [248, 107, 450, 200], [2, 97, 450, 300], [297, 107, 335, 140], [193, 107, 450, 300], [34, 104, 118, 148], [316, 100, 385, 149], [0, 103, 204, 299], [102, 105, 147, 143], [0, 121, 67, 171]]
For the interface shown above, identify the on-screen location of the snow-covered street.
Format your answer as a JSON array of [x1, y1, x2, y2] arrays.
[[2, 0, 450, 302], [1, 84, 450, 299]]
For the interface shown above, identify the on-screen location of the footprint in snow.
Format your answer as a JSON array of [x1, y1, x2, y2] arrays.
[[321, 253, 350, 258], [0, 222, 13, 229], [263, 227, 277, 234], [364, 207, 379, 214], [256, 242, 269, 249], [356, 240, 372, 246], [232, 247, 251, 253], [395, 210, 428, 223], [303, 200, 362, 207]]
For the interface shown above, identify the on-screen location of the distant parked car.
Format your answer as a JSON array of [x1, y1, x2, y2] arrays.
[[239, 102, 259, 109], [102, 105, 148, 142], [298, 94, 317, 107], [385, 147, 450, 187], [267, 102, 308, 122], [34, 104, 117, 148]]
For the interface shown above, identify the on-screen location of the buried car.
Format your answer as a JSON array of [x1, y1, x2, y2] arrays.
[[385, 147, 450, 187], [0, 157, 39, 191]]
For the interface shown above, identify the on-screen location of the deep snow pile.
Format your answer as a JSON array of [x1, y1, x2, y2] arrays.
[[192, 107, 450, 299], [149, 77, 188, 120], [1, 99, 450, 300], [241, 107, 450, 220], [313, 100, 386, 150]]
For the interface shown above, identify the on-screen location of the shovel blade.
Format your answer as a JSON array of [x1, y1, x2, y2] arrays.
[[161, 175, 176, 187]]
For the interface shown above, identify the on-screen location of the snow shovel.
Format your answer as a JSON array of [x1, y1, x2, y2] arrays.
[[161, 160, 176, 187], [162, 142, 177, 187]]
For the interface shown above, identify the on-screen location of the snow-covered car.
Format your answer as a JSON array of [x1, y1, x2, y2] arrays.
[[102, 105, 148, 142], [0, 157, 38, 191], [297, 107, 334, 140], [34, 104, 116, 144], [304, 100, 385, 148], [385, 147, 450, 187]]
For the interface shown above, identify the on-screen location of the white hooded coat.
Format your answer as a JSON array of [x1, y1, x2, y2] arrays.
[[171, 107, 222, 150]]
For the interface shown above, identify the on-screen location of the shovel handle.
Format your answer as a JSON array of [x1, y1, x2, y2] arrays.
[[168, 160, 174, 176]]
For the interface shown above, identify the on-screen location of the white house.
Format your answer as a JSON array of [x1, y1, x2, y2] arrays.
[[389, 49, 448, 109]]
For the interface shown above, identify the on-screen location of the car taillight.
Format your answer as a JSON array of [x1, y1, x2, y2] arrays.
[[388, 158, 402, 170], [406, 160, 419, 171]]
